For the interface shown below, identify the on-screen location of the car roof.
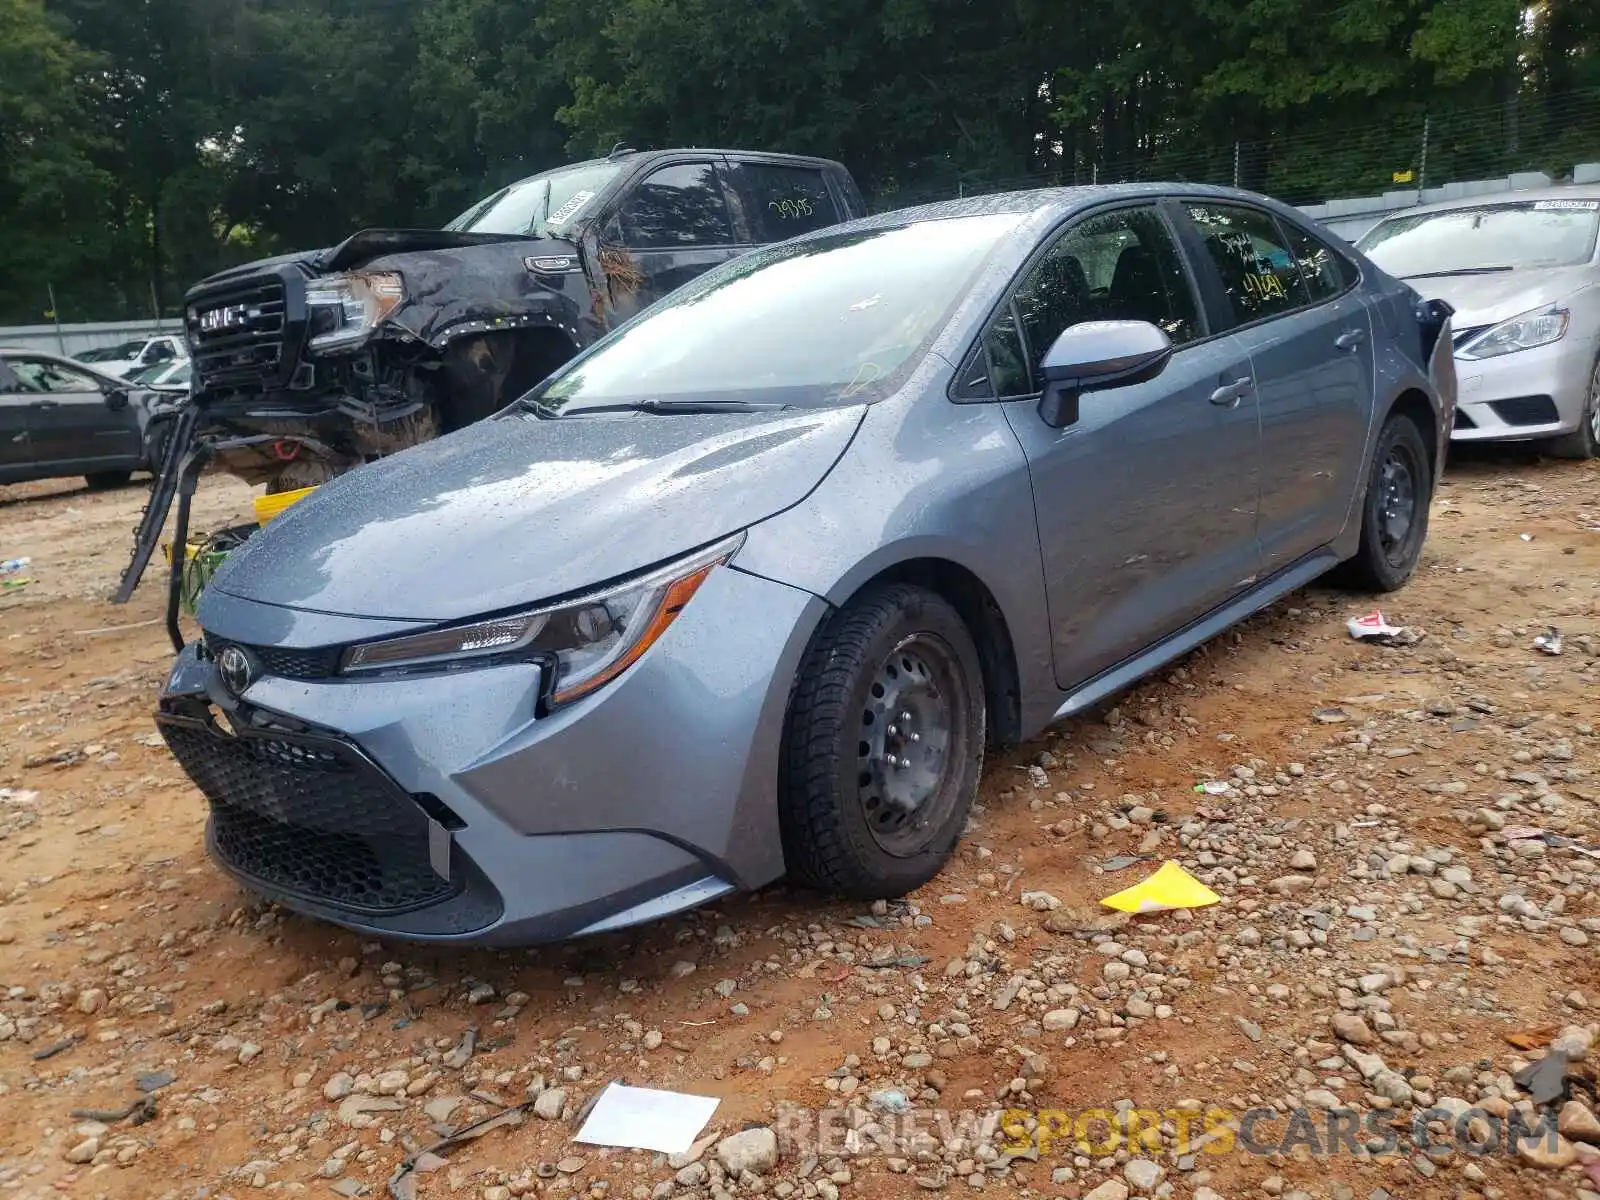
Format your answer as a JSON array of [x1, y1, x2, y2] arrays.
[[1372, 182, 1600, 222], [0, 347, 132, 384], [792, 181, 1314, 239], [502, 148, 848, 191]]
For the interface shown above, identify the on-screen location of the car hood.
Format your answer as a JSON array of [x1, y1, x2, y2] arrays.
[[1403, 266, 1595, 329], [187, 228, 559, 294], [207, 404, 866, 622]]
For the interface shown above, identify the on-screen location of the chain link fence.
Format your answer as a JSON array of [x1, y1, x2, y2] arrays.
[[882, 87, 1600, 211]]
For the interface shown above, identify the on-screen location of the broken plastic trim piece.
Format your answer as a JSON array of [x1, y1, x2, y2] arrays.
[[572, 876, 735, 936]]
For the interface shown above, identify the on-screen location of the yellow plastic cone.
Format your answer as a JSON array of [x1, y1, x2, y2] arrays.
[[1100, 860, 1221, 913]]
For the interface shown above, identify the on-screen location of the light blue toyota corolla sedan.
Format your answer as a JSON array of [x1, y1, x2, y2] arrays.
[[158, 185, 1456, 945]]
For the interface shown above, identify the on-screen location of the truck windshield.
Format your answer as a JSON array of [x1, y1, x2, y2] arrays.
[[1359, 199, 1600, 276], [444, 162, 623, 237], [530, 212, 1029, 413]]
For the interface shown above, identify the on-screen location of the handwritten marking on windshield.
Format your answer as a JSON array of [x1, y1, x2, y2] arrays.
[[839, 362, 883, 399]]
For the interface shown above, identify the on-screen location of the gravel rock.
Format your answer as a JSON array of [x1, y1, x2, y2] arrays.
[[1083, 1181, 1130, 1200], [1558, 1100, 1600, 1143], [534, 1087, 568, 1120], [1331, 1014, 1375, 1045], [1122, 1158, 1162, 1189], [716, 1127, 778, 1175], [1042, 1008, 1079, 1032], [1515, 1132, 1577, 1169], [64, 1137, 99, 1164], [323, 1072, 355, 1101]]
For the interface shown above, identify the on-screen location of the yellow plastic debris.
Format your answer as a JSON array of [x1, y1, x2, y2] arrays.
[[254, 485, 319, 526], [1099, 859, 1221, 913]]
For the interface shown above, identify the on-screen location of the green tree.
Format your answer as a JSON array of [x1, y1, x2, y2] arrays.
[[0, 0, 112, 323]]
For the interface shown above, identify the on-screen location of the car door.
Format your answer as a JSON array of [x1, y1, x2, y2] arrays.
[[1179, 202, 1376, 572], [724, 159, 848, 246], [0, 360, 33, 477], [957, 202, 1263, 690], [9, 356, 140, 468], [601, 158, 744, 321]]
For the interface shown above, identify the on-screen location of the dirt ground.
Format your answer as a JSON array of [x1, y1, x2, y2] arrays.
[[0, 451, 1597, 1200]]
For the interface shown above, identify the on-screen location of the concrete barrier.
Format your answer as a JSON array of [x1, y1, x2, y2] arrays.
[[0, 318, 183, 358]]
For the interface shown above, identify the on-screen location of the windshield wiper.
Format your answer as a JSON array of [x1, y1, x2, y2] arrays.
[[1401, 266, 1514, 279], [555, 398, 790, 416]]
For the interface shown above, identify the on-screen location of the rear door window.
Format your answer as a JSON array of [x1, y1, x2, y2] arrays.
[[1186, 203, 1309, 324], [617, 163, 735, 249], [738, 163, 843, 241]]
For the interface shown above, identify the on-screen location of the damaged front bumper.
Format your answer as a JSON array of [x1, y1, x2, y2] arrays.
[[156, 565, 827, 944]]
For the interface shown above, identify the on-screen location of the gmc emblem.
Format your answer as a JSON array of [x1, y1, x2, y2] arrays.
[[198, 304, 251, 332]]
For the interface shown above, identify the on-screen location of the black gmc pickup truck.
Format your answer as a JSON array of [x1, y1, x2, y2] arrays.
[[114, 147, 864, 605], [180, 146, 866, 491]]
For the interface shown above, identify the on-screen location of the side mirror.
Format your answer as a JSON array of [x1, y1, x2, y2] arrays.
[[106, 387, 130, 411], [1037, 320, 1174, 429]]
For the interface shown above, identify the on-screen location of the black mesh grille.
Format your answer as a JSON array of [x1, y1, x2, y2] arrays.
[[186, 277, 289, 388], [204, 634, 340, 681], [1453, 409, 1478, 430], [1490, 395, 1560, 426], [160, 714, 457, 914]]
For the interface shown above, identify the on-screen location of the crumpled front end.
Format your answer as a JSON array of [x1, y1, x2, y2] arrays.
[[180, 237, 595, 490]]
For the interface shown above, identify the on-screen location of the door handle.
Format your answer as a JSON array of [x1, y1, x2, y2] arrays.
[[1335, 328, 1367, 351], [30, 399, 60, 409], [1210, 377, 1253, 406]]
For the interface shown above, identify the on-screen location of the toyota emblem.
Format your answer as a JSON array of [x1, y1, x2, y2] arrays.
[[217, 645, 256, 696]]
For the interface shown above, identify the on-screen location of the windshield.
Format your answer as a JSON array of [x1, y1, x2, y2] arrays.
[[444, 162, 623, 237], [131, 360, 190, 386], [531, 212, 1028, 413], [77, 341, 143, 362], [1359, 198, 1600, 276]]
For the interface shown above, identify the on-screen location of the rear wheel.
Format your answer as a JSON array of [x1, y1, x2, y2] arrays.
[[778, 584, 985, 899], [1333, 412, 1432, 592], [84, 470, 132, 490], [1541, 354, 1600, 460]]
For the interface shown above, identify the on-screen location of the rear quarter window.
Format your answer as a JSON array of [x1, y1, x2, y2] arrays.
[[740, 164, 843, 241]]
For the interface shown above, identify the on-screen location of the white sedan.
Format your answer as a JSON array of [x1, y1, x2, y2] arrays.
[[1358, 185, 1600, 458]]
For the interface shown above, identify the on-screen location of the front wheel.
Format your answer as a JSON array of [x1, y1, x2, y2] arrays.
[[778, 584, 985, 899], [1334, 412, 1432, 592], [1540, 354, 1600, 460]]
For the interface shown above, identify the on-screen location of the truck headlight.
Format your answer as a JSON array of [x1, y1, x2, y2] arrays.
[[305, 271, 405, 352], [338, 534, 743, 706], [1458, 305, 1568, 359]]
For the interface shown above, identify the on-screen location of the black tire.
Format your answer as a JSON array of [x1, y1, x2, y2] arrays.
[[1334, 412, 1432, 592], [1541, 353, 1600, 460], [778, 583, 985, 899], [84, 470, 133, 490]]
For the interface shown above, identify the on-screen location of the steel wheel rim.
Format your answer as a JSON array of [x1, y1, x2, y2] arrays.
[[1588, 359, 1600, 443], [856, 634, 965, 857], [1377, 446, 1417, 565]]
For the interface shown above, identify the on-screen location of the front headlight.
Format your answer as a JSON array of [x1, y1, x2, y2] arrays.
[[338, 534, 744, 706], [305, 271, 405, 352], [1458, 305, 1568, 359]]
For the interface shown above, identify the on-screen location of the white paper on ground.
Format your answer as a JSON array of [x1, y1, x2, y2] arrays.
[[573, 1082, 721, 1155]]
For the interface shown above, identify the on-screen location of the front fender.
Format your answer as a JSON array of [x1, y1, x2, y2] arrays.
[[733, 392, 1061, 739]]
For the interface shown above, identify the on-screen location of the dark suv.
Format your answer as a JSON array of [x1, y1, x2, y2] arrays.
[[175, 147, 865, 492]]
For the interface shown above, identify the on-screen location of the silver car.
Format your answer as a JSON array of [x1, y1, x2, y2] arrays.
[[1357, 185, 1600, 457], [157, 186, 1455, 945]]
